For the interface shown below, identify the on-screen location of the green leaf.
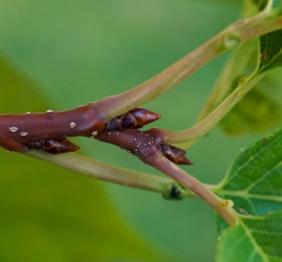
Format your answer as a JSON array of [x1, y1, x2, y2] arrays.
[[251, 0, 282, 72], [259, 30, 282, 72], [218, 0, 282, 135], [0, 56, 159, 262], [221, 69, 282, 135], [0, 56, 46, 113], [217, 212, 282, 262], [217, 128, 282, 216], [216, 128, 282, 261], [251, 0, 269, 11]]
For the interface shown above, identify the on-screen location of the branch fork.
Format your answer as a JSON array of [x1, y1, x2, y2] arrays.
[[2, 8, 281, 226]]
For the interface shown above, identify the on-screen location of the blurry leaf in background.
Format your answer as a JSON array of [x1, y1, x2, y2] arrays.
[[250, 0, 269, 10], [221, 68, 282, 135], [259, 30, 282, 72], [0, 56, 159, 262], [217, 0, 282, 135], [0, 56, 46, 113], [216, 128, 282, 261], [257, 0, 282, 72]]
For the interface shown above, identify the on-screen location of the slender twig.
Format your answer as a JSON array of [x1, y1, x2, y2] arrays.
[[95, 13, 282, 119], [197, 40, 259, 121], [26, 150, 192, 199], [157, 73, 264, 147], [146, 153, 238, 226], [95, 128, 238, 225]]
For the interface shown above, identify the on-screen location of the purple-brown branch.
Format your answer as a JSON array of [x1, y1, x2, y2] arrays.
[[0, 101, 190, 166], [0, 104, 160, 154], [0, 105, 238, 224], [94, 113, 236, 225], [96, 128, 191, 165], [0, 103, 104, 152], [95, 123, 237, 226]]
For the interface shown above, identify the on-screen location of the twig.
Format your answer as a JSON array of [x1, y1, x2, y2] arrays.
[[27, 150, 192, 199], [96, 128, 238, 225], [147, 154, 238, 226], [95, 13, 282, 119], [157, 73, 264, 147]]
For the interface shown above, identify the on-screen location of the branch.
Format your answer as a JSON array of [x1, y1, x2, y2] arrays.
[[94, 12, 282, 119], [1, 13, 281, 152], [157, 73, 265, 147], [96, 128, 238, 226], [147, 154, 238, 226], [27, 150, 192, 200], [0, 107, 159, 153]]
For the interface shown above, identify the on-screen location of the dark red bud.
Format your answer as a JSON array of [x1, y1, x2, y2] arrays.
[[121, 112, 137, 129], [105, 108, 160, 131], [128, 108, 160, 128], [105, 118, 122, 131], [161, 144, 192, 165], [27, 138, 79, 154]]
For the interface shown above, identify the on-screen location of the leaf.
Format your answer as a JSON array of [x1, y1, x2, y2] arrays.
[[252, 0, 282, 72], [0, 56, 159, 262], [221, 69, 282, 135], [217, 212, 282, 262], [251, 0, 269, 11], [0, 56, 47, 113], [259, 30, 282, 72], [216, 128, 282, 261], [218, 0, 282, 135], [217, 128, 282, 216]]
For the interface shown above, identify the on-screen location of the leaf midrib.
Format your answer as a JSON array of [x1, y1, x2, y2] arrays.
[[220, 189, 282, 202], [240, 221, 268, 262]]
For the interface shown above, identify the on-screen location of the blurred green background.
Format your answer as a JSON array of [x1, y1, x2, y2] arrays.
[[0, 0, 265, 261]]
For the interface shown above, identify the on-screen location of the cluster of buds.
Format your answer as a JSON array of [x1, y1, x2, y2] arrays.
[[101, 108, 192, 166], [0, 104, 191, 166]]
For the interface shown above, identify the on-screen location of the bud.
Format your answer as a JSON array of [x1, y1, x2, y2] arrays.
[[27, 138, 79, 154], [105, 108, 160, 131], [161, 144, 192, 165], [127, 108, 160, 128]]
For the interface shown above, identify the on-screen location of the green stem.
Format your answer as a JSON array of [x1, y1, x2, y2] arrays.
[[159, 73, 264, 147], [197, 40, 258, 121], [26, 150, 193, 199], [95, 13, 282, 119], [147, 153, 238, 226]]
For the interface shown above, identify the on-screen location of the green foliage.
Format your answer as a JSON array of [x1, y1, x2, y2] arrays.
[[219, 0, 282, 135], [216, 128, 282, 261], [0, 57, 158, 262], [259, 31, 282, 72], [217, 212, 282, 262], [251, 0, 269, 10], [218, 128, 282, 215], [0, 56, 46, 113], [221, 69, 282, 135]]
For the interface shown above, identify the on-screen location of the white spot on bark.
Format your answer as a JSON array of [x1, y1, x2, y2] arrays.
[[69, 122, 77, 128], [9, 127, 19, 133], [91, 131, 98, 137], [20, 131, 29, 137]]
